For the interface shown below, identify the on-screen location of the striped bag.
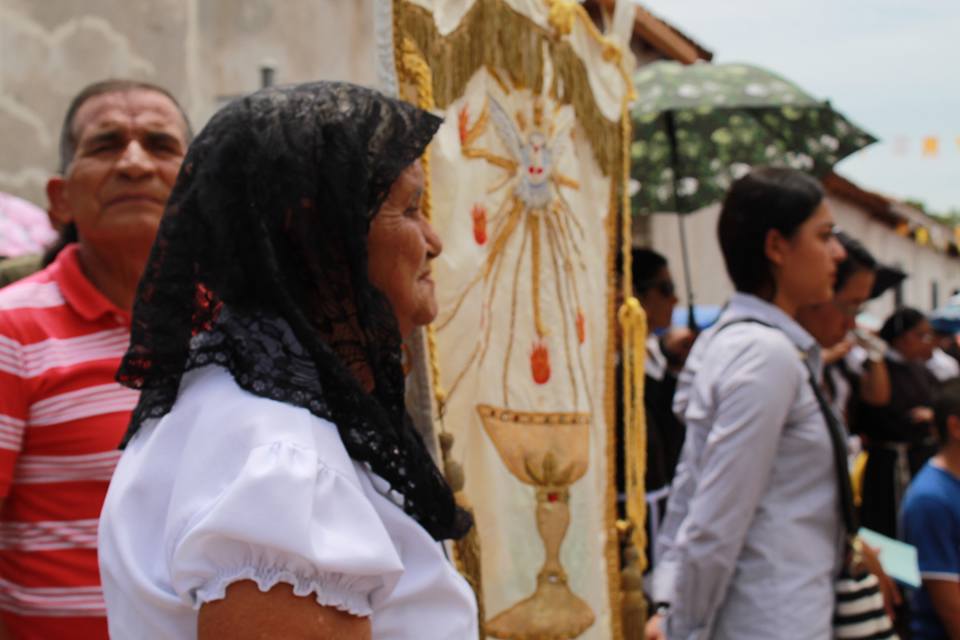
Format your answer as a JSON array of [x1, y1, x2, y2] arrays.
[[803, 361, 898, 639], [834, 569, 897, 639]]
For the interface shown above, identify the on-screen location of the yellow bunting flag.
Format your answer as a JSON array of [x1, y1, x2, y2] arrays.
[[916, 227, 930, 246], [922, 136, 939, 156]]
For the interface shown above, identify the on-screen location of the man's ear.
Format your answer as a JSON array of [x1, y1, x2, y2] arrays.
[[46, 176, 72, 228], [764, 228, 788, 268]]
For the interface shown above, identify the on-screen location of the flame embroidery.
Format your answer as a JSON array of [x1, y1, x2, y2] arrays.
[[472, 204, 488, 245], [531, 341, 551, 384], [443, 92, 585, 406], [575, 309, 586, 344]]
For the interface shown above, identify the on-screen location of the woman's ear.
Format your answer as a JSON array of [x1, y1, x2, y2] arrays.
[[764, 228, 788, 268], [947, 414, 960, 444]]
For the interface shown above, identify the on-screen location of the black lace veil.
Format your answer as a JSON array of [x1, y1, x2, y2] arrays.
[[117, 82, 471, 541]]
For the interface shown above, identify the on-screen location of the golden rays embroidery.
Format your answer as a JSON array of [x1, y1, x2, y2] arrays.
[[438, 84, 593, 409]]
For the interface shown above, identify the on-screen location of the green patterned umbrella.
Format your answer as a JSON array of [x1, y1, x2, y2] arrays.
[[629, 61, 876, 325], [631, 61, 876, 214]]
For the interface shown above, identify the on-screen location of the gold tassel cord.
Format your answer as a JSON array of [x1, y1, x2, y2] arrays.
[[619, 304, 649, 638], [618, 299, 647, 548], [618, 95, 649, 635], [545, 0, 577, 35], [570, 3, 636, 101]]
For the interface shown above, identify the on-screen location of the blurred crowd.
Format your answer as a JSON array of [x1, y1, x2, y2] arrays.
[[631, 176, 960, 638]]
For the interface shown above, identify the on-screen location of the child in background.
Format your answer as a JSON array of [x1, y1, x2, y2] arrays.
[[901, 377, 960, 639]]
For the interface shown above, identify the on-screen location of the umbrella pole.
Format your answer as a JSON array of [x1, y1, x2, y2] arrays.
[[676, 214, 696, 331], [664, 111, 697, 331]]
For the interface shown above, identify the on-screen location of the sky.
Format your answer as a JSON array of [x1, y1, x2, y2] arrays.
[[636, 0, 960, 215]]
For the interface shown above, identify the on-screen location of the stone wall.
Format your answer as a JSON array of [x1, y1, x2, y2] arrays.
[[0, 0, 379, 208]]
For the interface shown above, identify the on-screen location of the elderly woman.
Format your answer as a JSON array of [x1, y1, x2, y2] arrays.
[[97, 83, 476, 639]]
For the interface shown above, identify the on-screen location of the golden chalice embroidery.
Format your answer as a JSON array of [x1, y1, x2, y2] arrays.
[[477, 406, 594, 639]]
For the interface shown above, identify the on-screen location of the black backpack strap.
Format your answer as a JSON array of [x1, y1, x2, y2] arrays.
[[713, 317, 858, 535], [802, 360, 859, 535]]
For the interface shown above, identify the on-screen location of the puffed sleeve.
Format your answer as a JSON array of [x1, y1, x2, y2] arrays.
[[166, 438, 405, 617]]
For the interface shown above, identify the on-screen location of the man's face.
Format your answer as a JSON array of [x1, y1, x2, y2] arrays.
[[798, 268, 876, 348], [47, 89, 188, 250], [638, 265, 678, 332]]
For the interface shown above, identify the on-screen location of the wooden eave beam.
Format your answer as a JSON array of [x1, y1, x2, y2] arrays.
[[592, 0, 704, 64], [823, 172, 899, 227]]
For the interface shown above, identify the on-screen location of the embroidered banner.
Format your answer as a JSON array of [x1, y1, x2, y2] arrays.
[[386, 1, 636, 637]]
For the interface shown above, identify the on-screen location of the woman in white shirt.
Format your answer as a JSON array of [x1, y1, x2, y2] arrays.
[[98, 83, 477, 639], [648, 168, 847, 639]]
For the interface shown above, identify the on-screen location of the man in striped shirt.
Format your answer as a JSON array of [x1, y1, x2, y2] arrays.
[[0, 79, 190, 638]]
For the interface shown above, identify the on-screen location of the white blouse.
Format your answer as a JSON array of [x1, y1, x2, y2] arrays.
[[98, 366, 477, 639], [653, 293, 843, 640]]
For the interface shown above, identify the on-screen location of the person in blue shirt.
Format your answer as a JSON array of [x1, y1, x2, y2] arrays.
[[901, 376, 960, 638]]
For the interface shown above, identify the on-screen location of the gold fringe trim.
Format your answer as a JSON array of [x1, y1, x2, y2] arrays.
[[603, 176, 625, 640], [395, 0, 624, 176]]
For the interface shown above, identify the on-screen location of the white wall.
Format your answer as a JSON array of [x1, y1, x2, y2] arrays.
[[829, 197, 960, 318], [646, 203, 730, 309]]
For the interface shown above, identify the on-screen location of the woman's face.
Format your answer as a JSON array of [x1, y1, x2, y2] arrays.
[[894, 318, 935, 361], [367, 162, 443, 338], [768, 202, 846, 310]]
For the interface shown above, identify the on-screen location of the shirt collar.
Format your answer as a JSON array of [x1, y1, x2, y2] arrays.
[[51, 244, 130, 324], [722, 292, 821, 369], [646, 333, 668, 381]]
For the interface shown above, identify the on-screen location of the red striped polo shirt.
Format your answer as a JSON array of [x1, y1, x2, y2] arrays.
[[0, 244, 136, 639]]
